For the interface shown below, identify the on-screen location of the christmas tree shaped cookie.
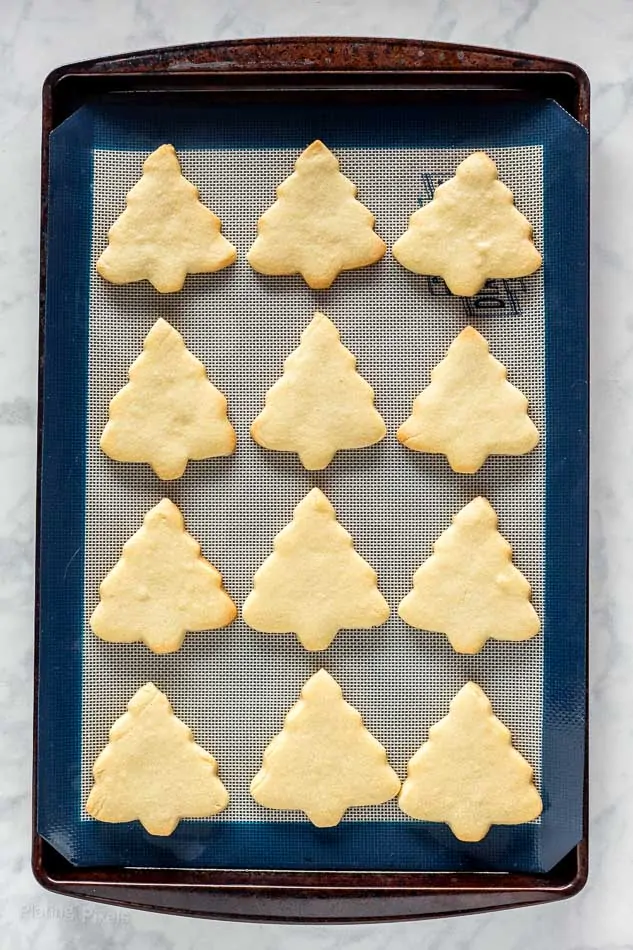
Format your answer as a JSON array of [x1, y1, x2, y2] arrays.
[[392, 151, 541, 296], [398, 497, 539, 654], [86, 682, 229, 836], [242, 487, 389, 651], [97, 144, 236, 293], [251, 311, 386, 470], [91, 499, 236, 654], [251, 669, 400, 826], [101, 318, 236, 480], [399, 682, 542, 841], [247, 140, 386, 289], [397, 325, 539, 473]]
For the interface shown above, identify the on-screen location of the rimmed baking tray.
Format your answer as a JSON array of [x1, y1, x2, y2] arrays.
[[34, 36, 589, 922]]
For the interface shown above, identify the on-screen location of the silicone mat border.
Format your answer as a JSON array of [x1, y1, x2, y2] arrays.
[[36, 96, 588, 874]]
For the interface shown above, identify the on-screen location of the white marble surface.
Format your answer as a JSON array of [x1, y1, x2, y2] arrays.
[[0, 0, 627, 946]]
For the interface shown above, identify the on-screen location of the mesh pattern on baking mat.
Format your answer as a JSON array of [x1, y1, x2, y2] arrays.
[[82, 144, 544, 825]]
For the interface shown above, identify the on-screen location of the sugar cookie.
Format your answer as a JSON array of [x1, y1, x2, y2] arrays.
[[399, 497, 539, 653], [86, 683, 229, 836], [97, 143, 236, 292], [399, 682, 542, 841], [242, 487, 389, 651], [247, 140, 386, 289], [392, 151, 541, 295], [251, 311, 386, 470], [397, 325, 538, 473], [91, 499, 236, 654], [101, 317, 236, 480], [251, 669, 400, 826]]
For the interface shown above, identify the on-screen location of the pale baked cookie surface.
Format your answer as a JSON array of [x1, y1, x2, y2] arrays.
[[397, 325, 539, 473], [100, 317, 236, 480], [242, 487, 390, 651], [398, 497, 540, 654], [90, 498, 236, 654], [96, 143, 236, 293], [86, 683, 229, 836], [251, 311, 386, 470], [251, 669, 400, 826], [392, 151, 541, 296], [247, 140, 386, 289], [399, 682, 543, 841]]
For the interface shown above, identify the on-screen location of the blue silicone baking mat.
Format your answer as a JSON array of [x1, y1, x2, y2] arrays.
[[37, 97, 587, 872]]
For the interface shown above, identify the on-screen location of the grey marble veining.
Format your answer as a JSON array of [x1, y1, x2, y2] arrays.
[[0, 0, 628, 947]]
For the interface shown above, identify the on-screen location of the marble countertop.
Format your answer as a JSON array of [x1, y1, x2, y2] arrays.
[[1, 0, 627, 947]]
